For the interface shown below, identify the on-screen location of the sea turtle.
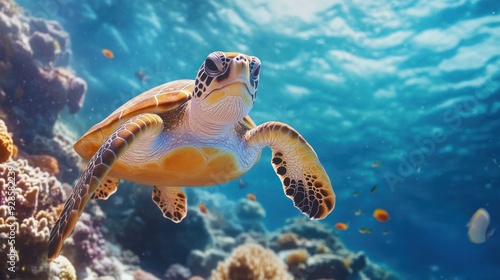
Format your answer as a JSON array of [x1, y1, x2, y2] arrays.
[[48, 51, 335, 260]]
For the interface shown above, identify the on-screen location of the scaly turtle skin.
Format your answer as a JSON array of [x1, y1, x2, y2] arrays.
[[48, 51, 335, 260]]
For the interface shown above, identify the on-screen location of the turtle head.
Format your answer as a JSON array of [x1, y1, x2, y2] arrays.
[[192, 51, 261, 125]]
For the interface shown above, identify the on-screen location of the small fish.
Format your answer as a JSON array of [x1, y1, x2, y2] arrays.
[[238, 179, 247, 188], [355, 210, 363, 216], [353, 191, 360, 197], [371, 161, 382, 168], [359, 227, 372, 234], [101, 49, 114, 59], [135, 70, 148, 82], [14, 86, 24, 99], [370, 184, 378, 193], [335, 223, 349, 231], [373, 209, 390, 222], [468, 208, 495, 244], [198, 203, 207, 214], [53, 40, 61, 53], [383, 229, 390, 235], [247, 193, 256, 201]]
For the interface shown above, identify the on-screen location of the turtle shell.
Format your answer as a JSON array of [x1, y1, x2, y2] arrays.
[[74, 80, 193, 160]]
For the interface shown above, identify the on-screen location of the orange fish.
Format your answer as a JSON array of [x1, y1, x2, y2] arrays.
[[335, 223, 349, 231], [373, 209, 390, 222], [198, 203, 207, 214], [371, 161, 382, 168], [247, 193, 256, 201], [101, 49, 114, 59]]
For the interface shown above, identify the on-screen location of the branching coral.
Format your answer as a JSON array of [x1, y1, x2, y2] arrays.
[[211, 243, 293, 280], [0, 159, 66, 277]]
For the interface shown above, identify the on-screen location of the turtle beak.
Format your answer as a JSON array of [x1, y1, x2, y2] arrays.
[[204, 82, 252, 106], [204, 59, 254, 106]]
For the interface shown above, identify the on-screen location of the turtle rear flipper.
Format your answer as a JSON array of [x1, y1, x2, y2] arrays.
[[245, 121, 335, 220], [152, 186, 187, 223], [48, 113, 164, 260], [91, 176, 120, 200]]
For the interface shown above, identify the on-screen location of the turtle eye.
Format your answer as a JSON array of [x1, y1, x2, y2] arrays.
[[204, 52, 224, 77], [250, 57, 261, 81]]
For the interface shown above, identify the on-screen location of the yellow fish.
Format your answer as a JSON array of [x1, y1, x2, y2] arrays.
[[359, 227, 372, 234]]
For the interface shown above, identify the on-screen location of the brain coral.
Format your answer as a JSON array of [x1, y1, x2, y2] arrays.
[[0, 159, 66, 277], [211, 243, 293, 280]]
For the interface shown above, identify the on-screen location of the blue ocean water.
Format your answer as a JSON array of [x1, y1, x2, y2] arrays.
[[16, 0, 500, 279]]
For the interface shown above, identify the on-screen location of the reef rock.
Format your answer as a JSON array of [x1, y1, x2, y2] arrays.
[[235, 198, 266, 233], [28, 122, 82, 183], [104, 187, 211, 276], [211, 243, 293, 280], [303, 254, 351, 280], [187, 248, 227, 278], [0, 1, 86, 182]]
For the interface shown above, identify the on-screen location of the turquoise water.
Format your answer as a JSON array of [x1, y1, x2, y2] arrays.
[[15, 0, 500, 279]]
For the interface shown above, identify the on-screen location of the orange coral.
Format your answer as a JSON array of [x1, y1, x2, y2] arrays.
[[26, 155, 60, 176], [0, 119, 15, 162], [211, 243, 293, 280], [284, 249, 309, 267], [275, 232, 300, 249]]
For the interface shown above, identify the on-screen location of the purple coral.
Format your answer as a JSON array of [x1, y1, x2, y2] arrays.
[[62, 202, 116, 277], [29, 31, 57, 62], [67, 76, 87, 114]]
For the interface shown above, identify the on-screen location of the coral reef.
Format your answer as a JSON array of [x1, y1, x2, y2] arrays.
[[211, 243, 293, 280], [0, 1, 85, 182], [134, 269, 161, 280], [48, 255, 77, 280], [274, 232, 300, 250], [0, 159, 66, 278], [281, 249, 309, 268], [103, 186, 211, 276], [302, 254, 351, 280], [62, 201, 113, 277], [29, 122, 82, 182], [274, 216, 347, 254], [187, 248, 227, 278], [234, 198, 266, 233], [0, 119, 16, 162], [26, 154, 60, 176], [164, 263, 192, 280]]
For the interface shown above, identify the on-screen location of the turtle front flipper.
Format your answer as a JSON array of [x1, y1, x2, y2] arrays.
[[245, 121, 335, 219], [152, 186, 187, 223], [48, 113, 164, 260]]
